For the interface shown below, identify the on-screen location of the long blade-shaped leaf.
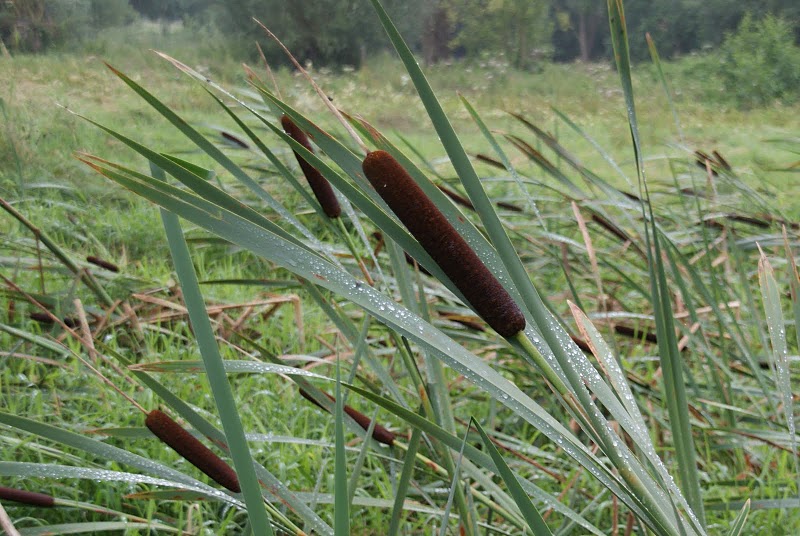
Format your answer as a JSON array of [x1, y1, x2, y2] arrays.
[[472, 419, 552, 535], [151, 162, 272, 535]]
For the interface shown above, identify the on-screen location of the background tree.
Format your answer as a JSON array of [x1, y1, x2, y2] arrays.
[[1, 0, 134, 52], [551, 0, 605, 62], [446, 0, 553, 70], [129, 0, 215, 21], [421, 0, 450, 65], [217, 0, 432, 67]]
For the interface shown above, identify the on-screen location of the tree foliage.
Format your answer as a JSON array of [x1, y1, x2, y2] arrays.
[[446, 0, 553, 70], [0, 0, 135, 52], [217, 0, 433, 67], [129, 0, 215, 21], [550, 0, 800, 62], [717, 14, 800, 107]]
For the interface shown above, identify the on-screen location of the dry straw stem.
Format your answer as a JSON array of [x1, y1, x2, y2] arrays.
[[2, 276, 146, 412], [0, 486, 55, 507], [0, 502, 21, 536], [299, 388, 396, 446], [145, 410, 241, 493], [362, 150, 526, 338], [280, 115, 342, 218]]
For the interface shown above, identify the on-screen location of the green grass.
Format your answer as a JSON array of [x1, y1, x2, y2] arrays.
[[1, 16, 799, 535]]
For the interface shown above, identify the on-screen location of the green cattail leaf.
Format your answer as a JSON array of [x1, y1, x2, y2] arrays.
[[726, 499, 751, 536], [459, 96, 542, 222], [758, 249, 799, 481], [388, 412, 423, 536], [0, 413, 235, 504], [333, 358, 350, 535], [75, 126, 320, 257], [103, 64, 317, 245], [472, 419, 553, 535], [608, 0, 705, 529], [152, 162, 274, 535], [129, 359, 327, 379], [0, 462, 232, 503], [15, 521, 175, 535], [347, 385, 606, 536]]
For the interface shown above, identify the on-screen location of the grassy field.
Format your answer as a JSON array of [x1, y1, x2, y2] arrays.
[[1, 19, 800, 535]]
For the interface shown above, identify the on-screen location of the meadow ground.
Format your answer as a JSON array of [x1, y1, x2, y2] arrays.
[[1, 21, 800, 535]]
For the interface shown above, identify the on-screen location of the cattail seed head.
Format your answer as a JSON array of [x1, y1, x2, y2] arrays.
[[29, 311, 54, 324], [145, 410, 240, 493], [299, 388, 396, 446], [0, 486, 55, 507], [362, 150, 526, 338], [343, 402, 396, 446], [280, 115, 341, 218], [86, 255, 119, 273]]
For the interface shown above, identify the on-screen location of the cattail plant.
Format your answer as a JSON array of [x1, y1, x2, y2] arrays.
[[362, 150, 526, 338], [0, 487, 55, 507], [145, 410, 241, 493], [299, 388, 396, 446], [280, 115, 341, 218]]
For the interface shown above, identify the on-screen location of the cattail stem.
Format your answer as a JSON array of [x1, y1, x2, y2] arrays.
[[362, 150, 525, 337], [299, 388, 395, 446], [145, 410, 241, 493], [280, 115, 341, 218], [0, 487, 55, 507]]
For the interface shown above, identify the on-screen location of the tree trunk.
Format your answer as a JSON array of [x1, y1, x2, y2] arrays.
[[577, 9, 600, 62], [577, 12, 589, 62], [422, 6, 450, 65]]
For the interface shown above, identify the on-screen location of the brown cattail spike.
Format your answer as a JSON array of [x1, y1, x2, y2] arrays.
[[280, 115, 341, 218], [145, 410, 240, 493], [29, 311, 54, 324], [362, 150, 526, 338], [299, 388, 396, 446], [86, 256, 119, 273], [0, 486, 55, 507]]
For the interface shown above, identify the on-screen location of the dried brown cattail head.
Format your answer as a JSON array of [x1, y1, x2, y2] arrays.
[[280, 115, 341, 218], [145, 410, 240, 493], [86, 255, 119, 273], [299, 388, 396, 446], [362, 150, 526, 338], [0, 486, 55, 507]]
